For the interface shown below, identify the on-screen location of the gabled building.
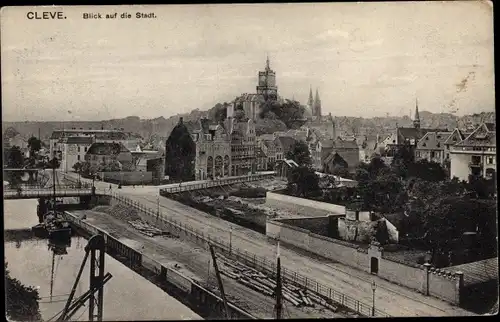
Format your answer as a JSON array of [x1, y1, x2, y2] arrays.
[[256, 147, 268, 171], [59, 136, 94, 172], [322, 139, 360, 173], [443, 128, 471, 160], [85, 142, 133, 172], [192, 118, 232, 180], [449, 122, 496, 181], [313, 139, 334, 170], [415, 131, 452, 165]]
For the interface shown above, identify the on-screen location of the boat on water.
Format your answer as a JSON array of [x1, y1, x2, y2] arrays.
[[32, 210, 72, 240], [31, 158, 72, 241]]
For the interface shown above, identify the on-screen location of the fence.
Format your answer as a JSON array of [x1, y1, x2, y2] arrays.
[[160, 172, 275, 194], [63, 209, 256, 320], [109, 192, 390, 317]]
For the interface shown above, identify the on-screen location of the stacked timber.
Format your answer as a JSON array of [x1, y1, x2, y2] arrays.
[[214, 254, 331, 310], [127, 220, 169, 237]]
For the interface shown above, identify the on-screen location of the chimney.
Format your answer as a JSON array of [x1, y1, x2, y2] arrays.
[[179, 117, 183, 124]]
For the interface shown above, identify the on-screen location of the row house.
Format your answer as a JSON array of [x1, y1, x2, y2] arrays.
[[165, 116, 259, 181], [228, 118, 257, 176], [449, 122, 496, 181], [191, 118, 232, 180], [256, 147, 268, 171]]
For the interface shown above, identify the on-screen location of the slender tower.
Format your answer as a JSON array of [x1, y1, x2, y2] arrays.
[[307, 87, 314, 115], [314, 89, 322, 118], [413, 98, 421, 129]]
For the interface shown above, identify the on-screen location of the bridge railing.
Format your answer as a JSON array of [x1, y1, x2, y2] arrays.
[[3, 188, 93, 198], [110, 192, 390, 318], [160, 172, 275, 194]]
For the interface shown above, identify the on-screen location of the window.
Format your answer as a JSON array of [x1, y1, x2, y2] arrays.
[[84, 147, 87, 152], [487, 157, 495, 165], [430, 151, 435, 158], [77, 146, 80, 152], [77, 155, 80, 161]]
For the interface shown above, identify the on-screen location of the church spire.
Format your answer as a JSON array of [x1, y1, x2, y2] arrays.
[[413, 98, 421, 129], [266, 54, 270, 70], [314, 89, 322, 118]]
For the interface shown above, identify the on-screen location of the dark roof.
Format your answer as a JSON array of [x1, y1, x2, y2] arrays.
[[456, 122, 496, 147], [86, 142, 130, 155], [60, 136, 94, 145], [333, 139, 359, 150], [3, 127, 20, 139], [324, 152, 348, 168], [397, 127, 449, 144], [50, 130, 129, 140], [484, 122, 496, 132], [416, 131, 451, 150], [276, 136, 296, 153]]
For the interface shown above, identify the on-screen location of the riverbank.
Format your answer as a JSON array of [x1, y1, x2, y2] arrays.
[[3, 199, 202, 321]]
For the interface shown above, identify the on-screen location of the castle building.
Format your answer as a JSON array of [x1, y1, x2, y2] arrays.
[[256, 55, 278, 101], [232, 56, 279, 121]]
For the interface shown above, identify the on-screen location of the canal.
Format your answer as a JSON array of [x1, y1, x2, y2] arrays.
[[4, 199, 202, 321]]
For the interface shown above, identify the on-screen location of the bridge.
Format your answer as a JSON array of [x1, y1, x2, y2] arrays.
[[3, 186, 94, 200], [159, 171, 276, 194]]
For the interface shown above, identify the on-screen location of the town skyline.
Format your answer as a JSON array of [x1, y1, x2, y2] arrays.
[[1, 2, 495, 122]]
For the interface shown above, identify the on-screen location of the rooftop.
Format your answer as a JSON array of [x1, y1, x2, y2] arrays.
[[86, 142, 130, 155]]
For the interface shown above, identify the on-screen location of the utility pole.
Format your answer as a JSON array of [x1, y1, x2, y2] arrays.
[[208, 244, 230, 319], [275, 241, 282, 320]]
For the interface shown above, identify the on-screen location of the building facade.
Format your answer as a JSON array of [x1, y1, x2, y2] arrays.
[[449, 122, 496, 181], [84, 142, 134, 172], [415, 131, 452, 165], [59, 136, 94, 172], [192, 119, 232, 180]]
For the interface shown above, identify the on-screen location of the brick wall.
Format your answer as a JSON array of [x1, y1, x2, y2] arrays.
[[265, 191, 346, 217]]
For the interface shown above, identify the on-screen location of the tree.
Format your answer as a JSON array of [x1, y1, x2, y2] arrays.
[[285, 141, 312, 166], [7, 146, 24, 169], [27, 136, 42, 155], [5, 261, 42, 321], [330, 165, 352, 179], [260, 99, 306, 129], [72, 161, 82, 173], [47, 157, 60, 169], [287, 166, 319, 197]]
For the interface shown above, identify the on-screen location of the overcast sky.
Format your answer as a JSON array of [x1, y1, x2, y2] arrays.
[[1, 2, 494, 122]]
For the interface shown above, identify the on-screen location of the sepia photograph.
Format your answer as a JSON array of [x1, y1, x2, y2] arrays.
[[1, 2, 497, 320]]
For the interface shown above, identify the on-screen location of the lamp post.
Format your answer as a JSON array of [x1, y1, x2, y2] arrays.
[[156, 195, 160, 221], [229, 225, 233, 255], [371, 280, 376, 317]]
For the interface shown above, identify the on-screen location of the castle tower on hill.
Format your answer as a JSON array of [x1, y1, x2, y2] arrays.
[[256, 55, 278, 101]]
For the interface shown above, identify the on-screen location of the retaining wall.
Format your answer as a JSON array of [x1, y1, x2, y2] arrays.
[[267, 218, 464, 305], [103, 171, 153, 185], [265, 191, 345, 217]]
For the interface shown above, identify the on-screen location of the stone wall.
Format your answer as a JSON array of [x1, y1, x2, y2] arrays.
[[267, 217, 464, 305], [103, 171, 153, 185], [265, 191, 345, 217]]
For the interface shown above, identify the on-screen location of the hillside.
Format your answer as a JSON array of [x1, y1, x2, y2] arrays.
[[3, 107, 495, 145]]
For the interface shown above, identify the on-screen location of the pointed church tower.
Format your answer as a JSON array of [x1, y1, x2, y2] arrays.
[[413, 98, 421, 129], [314, 89, 322, 118], [307, 87, 314, 115]]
